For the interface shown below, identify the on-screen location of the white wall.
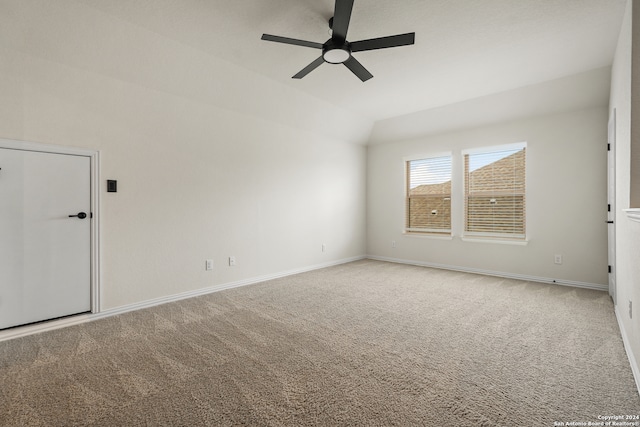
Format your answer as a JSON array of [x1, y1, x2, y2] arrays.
[[370, 67, 612, 146], [0, 1, 367, 311], [367, 106, 609, 287], [0, 0, 622, 321], [610, 0, 640, 386]]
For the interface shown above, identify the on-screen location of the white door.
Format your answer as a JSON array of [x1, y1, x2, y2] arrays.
[[0, 148, 91, 329], [607, 109, 616, 303]]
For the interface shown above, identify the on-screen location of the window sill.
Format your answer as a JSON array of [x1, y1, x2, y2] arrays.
[[624, 208, 640, 223], [461, 236, 529, 246], [403, 232, 453, 241]]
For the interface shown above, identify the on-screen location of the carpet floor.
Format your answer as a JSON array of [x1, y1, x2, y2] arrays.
[[1, 260, 638, 426]]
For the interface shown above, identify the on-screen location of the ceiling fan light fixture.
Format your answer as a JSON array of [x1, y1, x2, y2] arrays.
[[323, 47, 350, 64], [260, 0, 415, 81]]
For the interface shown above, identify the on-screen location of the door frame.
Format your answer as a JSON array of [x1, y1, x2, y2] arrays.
[[608, 109, 616, 304], [0, 138, 101, 315]]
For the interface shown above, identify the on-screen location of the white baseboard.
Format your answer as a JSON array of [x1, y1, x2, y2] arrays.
[[615, 306, 640, 396], [0, 254, 609, 343], [99, 255, 366, 318], [0, 255, 366, 342], [366, 255, 608, 291]]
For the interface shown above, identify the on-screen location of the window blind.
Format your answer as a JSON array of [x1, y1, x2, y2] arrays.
[[406, 155, 452, 233], [464, 146, 526, 238]]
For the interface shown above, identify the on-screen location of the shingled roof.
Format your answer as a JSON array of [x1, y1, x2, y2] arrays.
[[409, 150, 525, 196]]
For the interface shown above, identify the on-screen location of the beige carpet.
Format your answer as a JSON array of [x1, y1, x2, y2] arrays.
[[1, 260, 638, 426]]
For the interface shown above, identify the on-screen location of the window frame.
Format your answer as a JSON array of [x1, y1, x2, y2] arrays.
[[404, 152, 453, 236], [461, 142, 527, 241]]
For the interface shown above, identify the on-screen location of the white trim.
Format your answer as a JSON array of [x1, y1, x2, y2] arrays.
[[461, 141, 527, 156], [403, 232, 453, 241], [367, 255, 607, 291], [403, 151, 452, 162], [608, 108, 617, 302], [461, 236, 529, 246], [615, 306, 640, 396], [0, 138, 98, 157], [0, 138, 101, 316], [406, 228, 452, 234], [0, 255, 365, 342], [624, 208, 640, 222], [90, 152, 101, 313]]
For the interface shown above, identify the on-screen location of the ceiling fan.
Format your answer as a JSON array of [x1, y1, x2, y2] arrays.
[[261, 0, 415, 82]]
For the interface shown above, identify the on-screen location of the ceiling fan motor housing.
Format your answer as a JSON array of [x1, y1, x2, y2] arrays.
[[323, 39, 351, 64]]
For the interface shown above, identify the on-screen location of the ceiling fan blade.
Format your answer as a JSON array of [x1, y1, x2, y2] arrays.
[[261, 34, 323, 49], [343, 56, 373, 82], [332, 0, 354, 43], [292, 56, 325, 79], [351, 33, 416, 52]]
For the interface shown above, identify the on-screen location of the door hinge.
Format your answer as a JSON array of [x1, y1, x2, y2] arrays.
[[608, 143, 611, 151], [608, 265, 612, 274], [608, 204, 611, 212]]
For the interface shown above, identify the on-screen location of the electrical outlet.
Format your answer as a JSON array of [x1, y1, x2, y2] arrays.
[[392, 240, 396, 248], [322, 244, 326, 253], [229, 256, 236, 267], [630, 301, 633, 319], [205, 259, 213, 271], [554, 254, 563, 265]]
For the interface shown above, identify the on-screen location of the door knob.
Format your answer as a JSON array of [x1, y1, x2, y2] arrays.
[[69, 212, 87, 219]]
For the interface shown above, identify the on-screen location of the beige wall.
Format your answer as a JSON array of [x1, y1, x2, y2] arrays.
[[610, 0, 640, 385], [0, 2, 367, 310], [367, 106, 609, 286]]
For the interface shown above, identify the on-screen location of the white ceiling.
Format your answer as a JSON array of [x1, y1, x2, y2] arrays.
[[0, 0, 627, 145], [76, 0, 626, 122]]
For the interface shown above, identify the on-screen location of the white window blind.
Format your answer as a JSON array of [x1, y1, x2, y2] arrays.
[[463, 144, 526, 238], [406, 155, 452, 234]]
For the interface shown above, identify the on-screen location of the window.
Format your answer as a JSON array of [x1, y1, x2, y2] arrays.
[[405, 154, 452, 234], [463, 143, 526, 239]]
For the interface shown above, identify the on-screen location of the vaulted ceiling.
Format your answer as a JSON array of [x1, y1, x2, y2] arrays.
[[0, 0, 627, 144], [77, 0, 626, 121]]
